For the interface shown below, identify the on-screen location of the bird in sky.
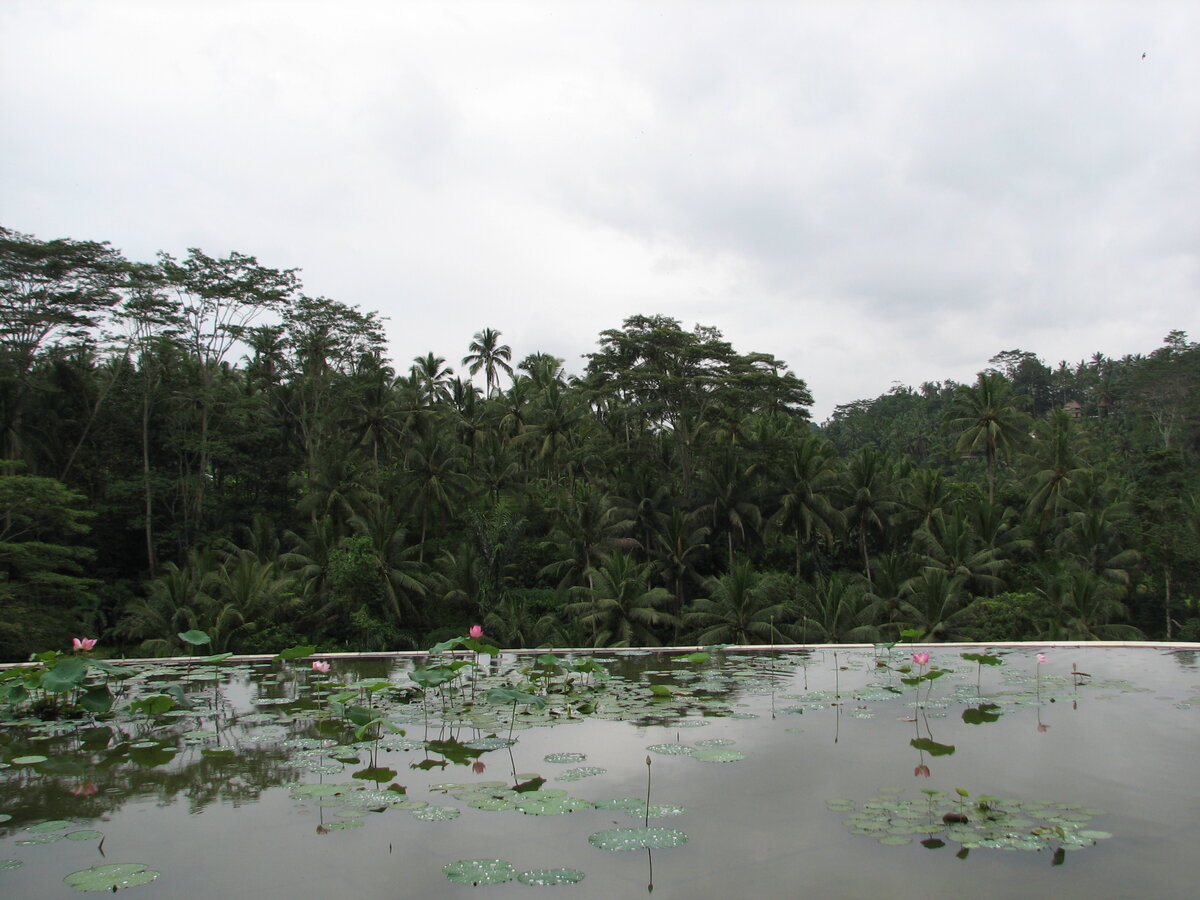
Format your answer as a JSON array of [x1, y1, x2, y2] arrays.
[[1142, 52, 1147, 59]]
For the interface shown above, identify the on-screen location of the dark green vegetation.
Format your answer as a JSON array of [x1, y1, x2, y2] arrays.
[[2, 225, 1200, 659]]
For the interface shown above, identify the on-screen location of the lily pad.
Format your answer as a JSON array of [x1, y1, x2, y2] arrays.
[[517, 868, 586, 885], [411, 805, 461, 821], [64, 863, 160, 892], [691, 748, 746, 763], [588, 826, 689, 851], [443, 859, 518, 886]]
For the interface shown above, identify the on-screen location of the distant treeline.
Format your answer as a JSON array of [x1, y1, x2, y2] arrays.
[[2, 225, 1199, 660]]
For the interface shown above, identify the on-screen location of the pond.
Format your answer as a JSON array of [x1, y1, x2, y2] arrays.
[[2, 643, 1198, 897]]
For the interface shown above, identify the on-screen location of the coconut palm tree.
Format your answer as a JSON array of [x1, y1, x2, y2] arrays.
[[796, 572, 880, 644], [685, 560, 792, 644], [770, 436, 844, 580], [897, 569, 975, 642], [948, 372, 1030, 504], [1040, 565, 1143, 640], [839, 446, 899, 588], [462, 327, 514, 398], [565, 551, 677, 647]]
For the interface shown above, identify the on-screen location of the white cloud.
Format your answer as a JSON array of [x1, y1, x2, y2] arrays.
[[2, 0, 1197, 418]]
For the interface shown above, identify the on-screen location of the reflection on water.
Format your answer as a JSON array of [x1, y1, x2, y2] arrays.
[[1, 645, 1198, 898]]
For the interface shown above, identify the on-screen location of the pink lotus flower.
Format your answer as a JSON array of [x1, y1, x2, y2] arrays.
[[469, 625, 484, 639], [1037, 653, 1047, 663], [911, 652, 930, 666], [72, 637, 97, 652], [311, 660, 331, 674], [914, 764, 931, 778], [1037, 722, 1050, 733], [71, 780, 99, 797], [472, 761, 486, 774]]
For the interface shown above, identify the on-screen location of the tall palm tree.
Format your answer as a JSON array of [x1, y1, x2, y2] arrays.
[[685, 560, 791, 644], [796, 572, 879, 644], [1040, 565, 1142, 640], [1024, 408, 1088, 533], [462, 327, 514, 398], [565, 551, 677, 647], [410, 352, 454, 407], [770, 436, 843, 580], [911, 508, 1006, 595], [839, 446, 899, 588], [897, 569, 975, 641], [694, 448, 763, 569], [948, 372, 1030, 504]]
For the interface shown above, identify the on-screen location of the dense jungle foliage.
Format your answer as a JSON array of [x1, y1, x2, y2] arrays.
[[2, 225, 1199, 660]]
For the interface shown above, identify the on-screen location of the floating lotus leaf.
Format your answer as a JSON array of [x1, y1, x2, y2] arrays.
[[64, 863, 160, 892], [464, 737, 513, 750], [290, 783, 345, 797], [517, 868, 586, 885], [627, 803, 686, 819], [695, 738, 736, 747], [555, 767, 606, 781], [646, 743, 694, 756], [411, 805, 461, 821], [691, 748, 746, 763], [0, 859, 22, 871], [470, 797, 517, 811], [66, 830, 104, 841], [11, 756, 48, 765], [593, 797, 646, 811], [543, 752, 587, 764], [326, 820, 364, 830], [443, 859, 517, 886], [26, 819, 75, 832], [588, 826, 689, 851], [16, 834, 64, 845]]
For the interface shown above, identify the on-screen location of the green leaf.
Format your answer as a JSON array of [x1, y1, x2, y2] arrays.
[[41, 658, 87, 693], [672, 651, 711, 663], [961, 652, 1003, 666], [198, 652, 234, 664], [80, 685, 113, 714], [961, 704, 1002, 725], [64, 863, 159, 891], [86, 660, 136, 679], [130, 694, 175, 715], [648, 684, 673, 697], [177, 629, 211, 647], [275, 644, 317, 661], [484, 687, 546, 709], [910, 738, 956, 756]]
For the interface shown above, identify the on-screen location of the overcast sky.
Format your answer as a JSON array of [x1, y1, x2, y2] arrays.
[[3, 1, 1196, 420]]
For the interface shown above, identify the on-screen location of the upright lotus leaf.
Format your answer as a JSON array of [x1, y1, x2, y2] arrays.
[[961, 652, 1003, 667], [484, 687, 547, 710], [198, 653, 234, 664], [40, 657, 87, 693], [5, 682, 29, 705], [462, 637, 500, 656], [910, 738, 955, 756], [80, 685, 114, 714], [177, 629, 211, 647], [87, 660, 137, 680], [428, 637, 464, 654], [130, 694, 175, 716], [275, 644, 318, 661]]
